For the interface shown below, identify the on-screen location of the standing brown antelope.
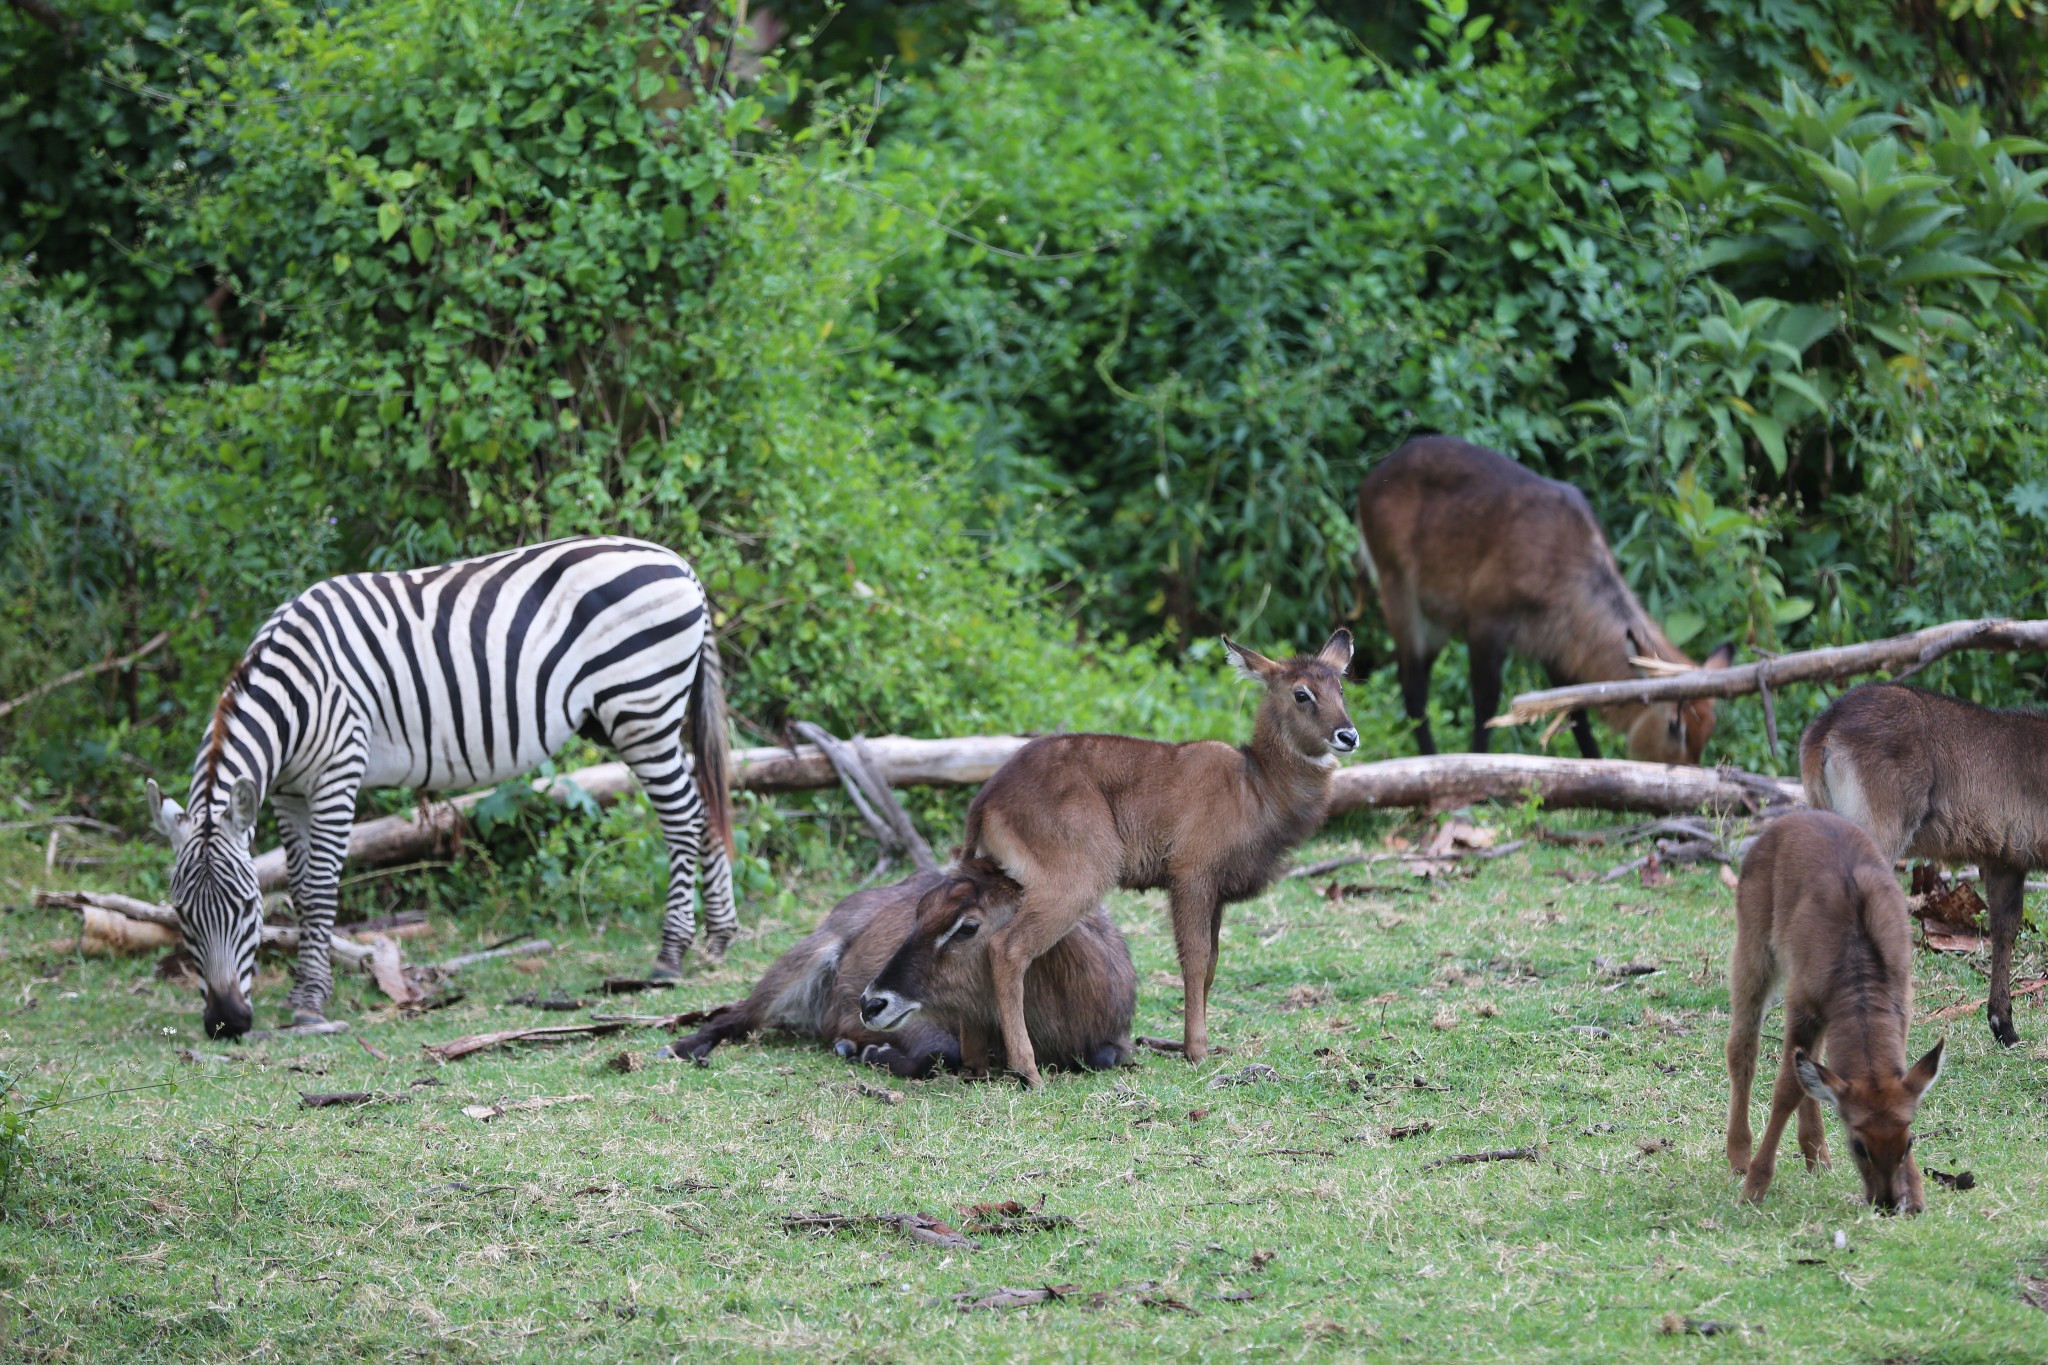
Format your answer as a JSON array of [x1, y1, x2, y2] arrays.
[[946, 630, 1357, 1088], [1802, 681, 2048, 1047], [1356, 436, 1732, 762], [1726, 810, 1945, 1213], [670, 860, 1135, 1078]]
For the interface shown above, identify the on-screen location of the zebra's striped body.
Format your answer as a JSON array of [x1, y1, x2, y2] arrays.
[[147, 537, 735, 1037]]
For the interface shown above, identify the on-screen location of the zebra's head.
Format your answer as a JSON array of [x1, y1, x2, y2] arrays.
[[146, 776, 263, 1040]]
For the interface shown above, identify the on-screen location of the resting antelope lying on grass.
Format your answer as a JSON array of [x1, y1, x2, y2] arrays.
[[1802, 681, 2048, 1047], [950, 630, 1357, 1087], [671, 860, 1134, 1078], [1726, 810, 1944, 1214]]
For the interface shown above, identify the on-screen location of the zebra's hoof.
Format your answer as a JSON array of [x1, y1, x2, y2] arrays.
[[701, 932, 736, 961], [648, 959, 684, 983], [291, 1010, 327, 1028]]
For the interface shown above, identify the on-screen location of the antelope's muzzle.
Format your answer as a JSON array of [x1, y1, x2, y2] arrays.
[[859, 988, 919, 1031]]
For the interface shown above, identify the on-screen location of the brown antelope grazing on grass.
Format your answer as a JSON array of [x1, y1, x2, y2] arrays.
[[949, 630, 1358, 1088], [1726, 810, 1945, 1214], [1803, 681, 2048, 1047], [1356, 436, 1733, 762], [669, 861, 1135, 1078]]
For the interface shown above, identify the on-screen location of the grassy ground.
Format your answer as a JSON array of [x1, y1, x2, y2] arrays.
[[1, 812, 2044, 1364]]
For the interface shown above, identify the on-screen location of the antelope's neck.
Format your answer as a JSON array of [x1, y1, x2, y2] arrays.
[[1243, 710, 1337, 816]]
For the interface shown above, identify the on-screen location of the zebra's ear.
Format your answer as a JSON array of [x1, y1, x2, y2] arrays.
[[225, 777, 261, 842], [145, 779, 191, 852]]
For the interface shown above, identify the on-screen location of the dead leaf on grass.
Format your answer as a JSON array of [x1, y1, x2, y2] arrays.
[[1430, 1005, 1459, 1032], [1207, 1064, 1280, 1089], [1281, 984, 1333, 1012], [1426, 819, 1497, 856]]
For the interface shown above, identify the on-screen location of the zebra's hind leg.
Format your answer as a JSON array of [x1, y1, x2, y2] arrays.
[[615, 740, 709, 978], [697, 832, 737, 959]]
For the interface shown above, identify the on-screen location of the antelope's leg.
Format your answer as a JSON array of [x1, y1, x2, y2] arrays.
[[1724, 958, 1771, 1175], [1740, 1046, 1806, 1206], [1984, 864, 2025, 1048], [1466, 634, 1505, 755], [1172, 882, 1221, 1064], [986, 889, 1091, 1089]]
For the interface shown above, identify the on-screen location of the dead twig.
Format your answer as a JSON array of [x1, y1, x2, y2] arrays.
[[1422, 1146, 1540, 1172], [437, 938, 554, 970], [422, 1022, 626, 1062], [780, 1210, 973, 1249]]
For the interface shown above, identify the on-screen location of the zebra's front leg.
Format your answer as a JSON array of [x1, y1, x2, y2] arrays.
[[278, 774, 361, 1024]]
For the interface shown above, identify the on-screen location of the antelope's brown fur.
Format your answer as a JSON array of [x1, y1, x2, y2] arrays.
[[1725, 810, 1944, 1213], [1356, 436, 1731, 763], [957, 631, 1357, 1086], [1802, 681, 2048, 1046], [670, 862, 1134, 1078]]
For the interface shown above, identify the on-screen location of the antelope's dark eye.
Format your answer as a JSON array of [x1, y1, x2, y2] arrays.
[[1293, 688, 1312, 704], [1852, 1139, 1869, 1159], [951, 918, 979, 940]]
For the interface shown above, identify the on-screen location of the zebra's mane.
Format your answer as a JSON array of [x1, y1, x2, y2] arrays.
[[195, 643, 267, 825]]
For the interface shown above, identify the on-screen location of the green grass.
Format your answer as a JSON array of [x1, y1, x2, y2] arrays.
[[2, 816, 2045, 1364]]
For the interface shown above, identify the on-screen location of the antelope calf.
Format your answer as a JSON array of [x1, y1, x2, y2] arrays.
[[1803, 681, 2048, 1046], [671, 861, 1134, 1078], [1357, 436, 1732, 762], [954, 630, 1357, 1087], [1726, 810, 1945, 1213]]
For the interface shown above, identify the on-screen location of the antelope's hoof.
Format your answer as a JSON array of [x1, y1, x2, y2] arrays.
[[1990, 1011, 2020, 1048]]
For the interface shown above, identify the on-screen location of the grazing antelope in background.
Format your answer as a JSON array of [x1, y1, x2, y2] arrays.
[[671, 860, 1135, 1078], [1803, 682, 2048, 1047], [148, 537, 734, 1038], [1356, 436, 1733, 762], [1726, 810, 1945, 1214], [955, 630, 1357, 1087]]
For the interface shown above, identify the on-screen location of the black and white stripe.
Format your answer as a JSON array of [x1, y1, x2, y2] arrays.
[[147, 536, 735, 1036]]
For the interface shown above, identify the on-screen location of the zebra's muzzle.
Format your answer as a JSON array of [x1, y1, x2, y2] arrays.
[[204, 989, 254, 1040]]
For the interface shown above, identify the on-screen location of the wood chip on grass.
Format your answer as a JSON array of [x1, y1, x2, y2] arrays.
[[461, 1094, 593, 1122]]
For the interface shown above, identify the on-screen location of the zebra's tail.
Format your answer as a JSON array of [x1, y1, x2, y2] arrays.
[[690, 625, 736, 860]]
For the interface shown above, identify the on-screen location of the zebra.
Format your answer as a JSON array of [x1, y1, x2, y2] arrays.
[[145, 536, 736, 1039]]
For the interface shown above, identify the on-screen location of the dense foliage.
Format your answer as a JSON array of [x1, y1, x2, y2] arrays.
[[3, 0, 2045, 824]]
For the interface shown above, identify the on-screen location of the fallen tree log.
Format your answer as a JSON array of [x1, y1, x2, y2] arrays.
[[1496, 617, 2048, 726], [223, 744, 1804, 888], [246, 734, 1034, 891], [1325, 754, 1801, 817], [35, 889, 373, 965]]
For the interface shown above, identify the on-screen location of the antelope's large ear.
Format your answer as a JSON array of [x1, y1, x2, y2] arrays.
[[1220, 636, 1280, 684], [145, 779, 191, 853], [1317, 628, 1354, 674], [1905, 1038, 1945, 1097], [225, 777, 261, 842], [1794, 1049, 1845, 1115], [1703, 641, 1736, 670]]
